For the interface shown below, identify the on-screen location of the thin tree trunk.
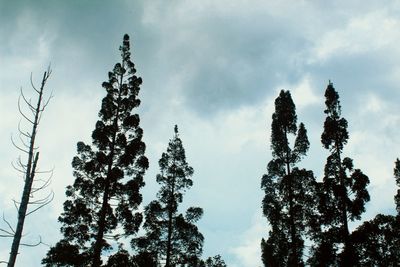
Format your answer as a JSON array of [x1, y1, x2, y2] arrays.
[[8, 153, 39, 267], [165, 175, 176, 267]]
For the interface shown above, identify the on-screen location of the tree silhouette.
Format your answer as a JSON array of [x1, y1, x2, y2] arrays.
[[42, 34, 148, 267], [133, 125, 204, 266], [261, 90, 316, 266], [0, 69, 53, 267], [199, 255, 227, 267], [351, 159, 400, 265], [309, 82, 370, 266]]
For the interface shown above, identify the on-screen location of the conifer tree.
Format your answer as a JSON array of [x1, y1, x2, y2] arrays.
[[351, 159, 400, 265], [133, 125, 204, 266], [261, 90, 316, 266], [310, 82, 370, 266], [199, 255, 227, 267], [43, 34, 148, 267]]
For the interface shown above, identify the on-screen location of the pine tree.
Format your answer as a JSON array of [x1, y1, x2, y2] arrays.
[[310, 82, 370, 266], [43, 34, 148, 267], [133, 125, 204, 266], [261, 90, 316, 266]]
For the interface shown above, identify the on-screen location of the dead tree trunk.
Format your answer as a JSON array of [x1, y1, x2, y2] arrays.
[[5, 69, 53, 267]]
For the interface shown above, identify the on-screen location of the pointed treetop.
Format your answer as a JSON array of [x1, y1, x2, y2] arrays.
[[174, 125, 179, 135], [324, 81, 341, 117]]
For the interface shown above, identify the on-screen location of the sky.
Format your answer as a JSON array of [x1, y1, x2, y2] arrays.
[[1, 1, 400, 266]]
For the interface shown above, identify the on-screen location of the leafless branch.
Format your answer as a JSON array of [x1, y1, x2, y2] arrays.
[[26, 192, 54, 216], [17, 96, 34, 125], [30, 73, 39, 94], [12, 199, 19, 212], [11, 161, 26, 174], [2, 214, 15, 234], [10, 135, 29, 154], [17, 120, 31, 139], [20, 236, 43, 247]]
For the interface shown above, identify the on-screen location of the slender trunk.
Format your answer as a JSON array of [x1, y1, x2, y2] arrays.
[[8, 153, 39, 267], [92, 68, 124, 267], [8, 72, 46, 267], [165, 174, 176, 267]]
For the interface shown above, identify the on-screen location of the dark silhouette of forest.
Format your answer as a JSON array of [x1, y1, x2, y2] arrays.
[[1, 34, 399, 266]]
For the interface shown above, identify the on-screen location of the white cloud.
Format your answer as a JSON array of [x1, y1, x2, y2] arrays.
[[230, 211, 267, 267], [312, 10, 400, 62]]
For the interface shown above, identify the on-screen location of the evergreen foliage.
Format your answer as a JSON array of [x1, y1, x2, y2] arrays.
[[200, 255, 227, 267], [261, 90, 316, 266], [351, 214, 400, 266], [350, 158, 400, 265], [310, 82, 370, 266], [133, 125, 204, 266], [43, 34, 148, 267]]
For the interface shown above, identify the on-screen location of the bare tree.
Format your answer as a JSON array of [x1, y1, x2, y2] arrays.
[[0, 68, 54, 267]]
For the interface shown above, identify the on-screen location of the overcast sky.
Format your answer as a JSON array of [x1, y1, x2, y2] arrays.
[[1, 1, 400, 266]]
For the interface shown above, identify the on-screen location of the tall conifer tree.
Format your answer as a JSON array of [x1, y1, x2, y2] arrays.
[[261, 90, 316, 266], [133, 125, 204, 266], [43, 34, 148, 267], [310, 82, 370, 266]]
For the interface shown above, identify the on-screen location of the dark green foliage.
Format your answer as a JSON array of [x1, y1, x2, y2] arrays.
[[352, 214, 400, 266], [350, 159, 400, 265], [261, 90, 316, 266], [106, 249, 134, 267], [133, 126, 204, 266], [43, 34, 148, 266], [310, 82, 370, 266], [42, 240, 90, 267], [200, 255, 227, 267]]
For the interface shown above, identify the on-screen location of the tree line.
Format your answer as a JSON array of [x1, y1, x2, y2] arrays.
[[261, 84, 400, 266], [1, 34, 399, 266]]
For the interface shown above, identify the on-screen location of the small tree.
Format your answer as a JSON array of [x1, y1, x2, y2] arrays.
[[261, 90, 316, 266], [43, 34, 148, 267], [310, 82, 370, 266], [133, 125, 204, 266], [200, 255, 227, 267], [0, 69, 53, 267]]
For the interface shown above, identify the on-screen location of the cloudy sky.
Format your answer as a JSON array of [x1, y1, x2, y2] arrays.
[[1, 1, 400, 266]]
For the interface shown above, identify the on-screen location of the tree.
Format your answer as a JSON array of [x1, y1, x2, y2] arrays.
[[42, 34, 148, 267], [350, 159, 400, 265], [351, 214, 399, 266], [0, 69, 53, 267], [310, 82, 370, 266], [133, 125, 204, 266], [261, 90, 316, 266], [199, 255, 227, 267]]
